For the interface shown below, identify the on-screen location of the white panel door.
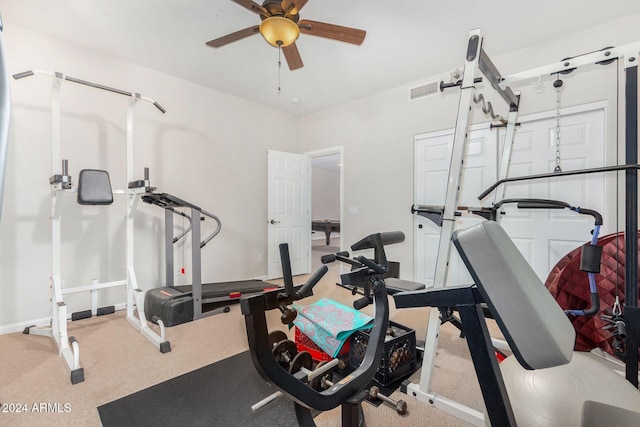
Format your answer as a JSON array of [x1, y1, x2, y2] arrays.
[[414, 106, 606, 284], [499, 107, 606, 280], [267, 150, 311, 279], [414, 127, 497, 286]]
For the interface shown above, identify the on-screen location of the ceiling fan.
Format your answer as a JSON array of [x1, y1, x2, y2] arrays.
[[206, 0, 366, 70]]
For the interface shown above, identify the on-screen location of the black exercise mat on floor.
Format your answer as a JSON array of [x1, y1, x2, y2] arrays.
[[98, 351, 298, 427]]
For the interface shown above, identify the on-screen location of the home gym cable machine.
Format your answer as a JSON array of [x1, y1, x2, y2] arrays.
[[14, 69, 169, 384], [401, 29, 640, 426]]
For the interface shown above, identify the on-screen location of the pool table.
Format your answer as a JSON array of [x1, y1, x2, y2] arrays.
[[312, 220, 340, 245]]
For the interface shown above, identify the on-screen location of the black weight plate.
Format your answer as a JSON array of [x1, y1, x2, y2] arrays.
[[268, 330, 288, 348], [289, 351, 313, 374], [272, 339, 297, 368]]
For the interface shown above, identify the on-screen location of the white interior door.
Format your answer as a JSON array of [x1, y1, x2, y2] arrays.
[[414, 127, 497, 286], [267, 150, 311, 279], [499, 106, 606, 279], [414, 105, 606, 284]]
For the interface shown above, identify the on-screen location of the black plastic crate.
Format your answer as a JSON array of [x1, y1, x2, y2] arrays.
[[349, 321, 417, 386]]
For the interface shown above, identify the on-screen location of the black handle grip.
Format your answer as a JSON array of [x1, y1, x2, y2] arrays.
[[574, 207, 603, 226], [321, 254, 336, 264], [581, 292, 601, 317], [279, 244, 295, 297], [356, 255, 386, 274], [351, 232, 404, 251], [12, 70, 35, 80], [353, 296, 372, 310], [616, 319, 627, 339], [321, 251, 350, 264], [296, 265, 328, 299], [517, 201, 567, 209]]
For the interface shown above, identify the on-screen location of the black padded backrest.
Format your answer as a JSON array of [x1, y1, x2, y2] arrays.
[[350, 231, 405, 251], [77, 169, 113, 205], [452, 221, 575, 370]]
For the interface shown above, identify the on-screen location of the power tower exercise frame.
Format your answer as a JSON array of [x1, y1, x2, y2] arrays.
[[15, 70, 169, 384]]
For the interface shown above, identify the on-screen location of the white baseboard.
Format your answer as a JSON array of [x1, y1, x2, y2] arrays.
[[0, 317, 50, 335]]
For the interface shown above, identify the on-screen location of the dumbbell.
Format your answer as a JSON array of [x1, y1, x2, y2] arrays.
[[368, 385, 407, 415], [272, 339, 313, 374], [315, 373, 407, 416], [269, 330, 288, 348], [310, 361, 336, 391]]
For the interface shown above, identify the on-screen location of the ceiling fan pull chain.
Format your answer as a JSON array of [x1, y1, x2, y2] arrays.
[[277, 41, 282, 94]]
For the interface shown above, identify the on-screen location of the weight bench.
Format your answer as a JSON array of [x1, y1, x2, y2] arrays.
[[332, 231, 426, 298], [385, 278, 425, 294], [395, 221, 640, 426]]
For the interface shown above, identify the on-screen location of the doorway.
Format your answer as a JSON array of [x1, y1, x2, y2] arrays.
[[306, 147, 343, 269]]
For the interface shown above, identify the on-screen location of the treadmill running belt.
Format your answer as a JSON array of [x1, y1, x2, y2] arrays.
[[173, 279, 279, 299]]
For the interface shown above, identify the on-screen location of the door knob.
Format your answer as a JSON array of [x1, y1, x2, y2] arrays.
[[270, 219, 280, 224]]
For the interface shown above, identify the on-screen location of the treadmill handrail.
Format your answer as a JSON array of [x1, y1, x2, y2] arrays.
[[142, 191, 222, 248]]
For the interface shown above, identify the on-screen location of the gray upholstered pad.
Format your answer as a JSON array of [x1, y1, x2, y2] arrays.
[[452, 221, 575, 370], [385, 278, 425, 294], [77, 169, 113, 205]]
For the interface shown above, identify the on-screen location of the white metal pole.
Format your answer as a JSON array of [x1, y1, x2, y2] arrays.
[[406, 30, 486, 427]]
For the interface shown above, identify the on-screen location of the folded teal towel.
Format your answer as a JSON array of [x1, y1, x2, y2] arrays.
[[292, 297, 374, 358]]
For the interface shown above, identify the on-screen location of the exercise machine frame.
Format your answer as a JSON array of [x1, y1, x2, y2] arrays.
[[407, 29, 640, 425], [242, 233, 397, 426], [141, 190, 231, 323], [15, 70, 169, 384]]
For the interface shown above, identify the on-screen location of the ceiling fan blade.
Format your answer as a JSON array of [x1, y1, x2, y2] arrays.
[[282, 43, 304, 70], [206, 25, 261, 48], [299, 19, 366, 45], [231, 0, 268, 15], [281, 0, 308, 15]]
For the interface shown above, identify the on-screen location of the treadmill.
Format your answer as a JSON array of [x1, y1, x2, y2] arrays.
[[142, 192, 278, 326]]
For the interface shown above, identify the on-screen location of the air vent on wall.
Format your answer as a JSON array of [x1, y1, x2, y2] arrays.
[[410, 81, 438, 101]]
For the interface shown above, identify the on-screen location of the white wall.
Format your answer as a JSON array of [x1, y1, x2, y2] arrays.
[[299, 14, 640, 280], [311, 165, 340, 220], [0, 23, 300, 329]]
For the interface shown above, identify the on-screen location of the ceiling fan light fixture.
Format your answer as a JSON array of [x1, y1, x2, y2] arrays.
[[259, 16, 300, 47]]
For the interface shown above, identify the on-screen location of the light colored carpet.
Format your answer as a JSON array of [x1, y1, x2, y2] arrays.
[[0, 254, 490, 427]]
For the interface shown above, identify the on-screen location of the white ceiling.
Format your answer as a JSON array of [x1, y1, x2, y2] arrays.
[[2, 1, 639, 116]]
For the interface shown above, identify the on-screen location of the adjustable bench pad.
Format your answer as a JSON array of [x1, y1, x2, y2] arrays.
[[452, 221, 575, 370]]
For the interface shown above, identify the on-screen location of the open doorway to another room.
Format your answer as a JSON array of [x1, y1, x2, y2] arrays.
[[307, 148, 343, 270]]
